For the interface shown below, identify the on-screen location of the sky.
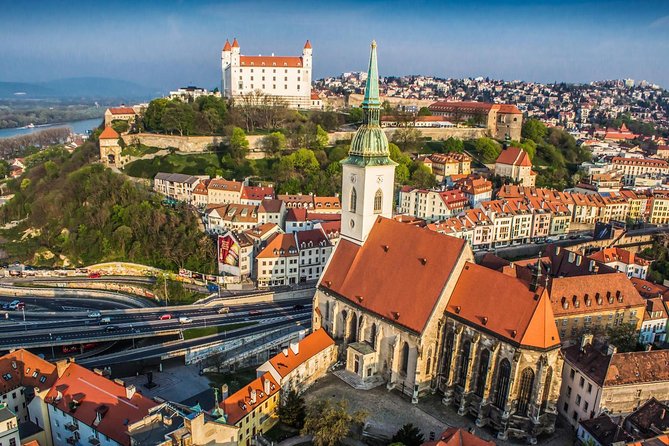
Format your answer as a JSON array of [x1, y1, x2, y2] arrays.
[[2, 0, 669, 91]]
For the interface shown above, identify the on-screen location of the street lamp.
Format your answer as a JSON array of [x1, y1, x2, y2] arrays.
[[49, 333, 55, 359], [22, 306, 26, 331]]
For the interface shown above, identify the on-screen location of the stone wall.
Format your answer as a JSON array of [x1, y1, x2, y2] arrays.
[[329, 127, 489, 145], [122, 133, 224, 153]]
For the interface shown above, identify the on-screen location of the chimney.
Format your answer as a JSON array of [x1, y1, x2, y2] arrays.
[[644, 344, 652, 352], [290, 341, 299, 355], [56, 360, 69, 378], [114, 378, 125, 386], [282, 348, 289, 357], [221, 384, 229, 400], [93, 368, 104, 376], [250, 388, 257, 405], [581, 334, 594, 351], [125, 384, 136, 399], [607, 344, 618, 356], [263, 377, 271, 395]]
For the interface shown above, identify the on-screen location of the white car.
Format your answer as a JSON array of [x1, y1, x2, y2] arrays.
[[88, 311, 102, 318], [179, 317, 192, 324]]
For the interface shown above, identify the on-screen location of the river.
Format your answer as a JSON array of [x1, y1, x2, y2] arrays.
[[0, 117, 103, 139]]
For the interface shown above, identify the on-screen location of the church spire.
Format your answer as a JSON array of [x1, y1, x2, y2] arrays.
[[344, 41, 394, 166]]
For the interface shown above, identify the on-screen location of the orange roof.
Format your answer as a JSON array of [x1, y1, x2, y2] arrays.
[[99, 126, 120, 139], [0, 349, 58, 394], [589, 247, 649, 266], [223, 39, 231, 51], [231, 38, 239, 48], [240, 55, 303, 68], [304, 40, 312, 49], [45, 363, 157, 446], [268, 329, 334, 378], [313, 196, 341, 209], [221, 372, 278, 425], [109, 107, 135, 115], [320, 217, 467, 334], [257, 233, 298, 259], [496, 147, 532, 167], [208, 178, 243, 192], [241, 185, 274, 201], [423, 428, 495, 446], [447, 262, 560, 350], [311, 91, 320, 100], [22, 441, 40, 446], [630, 277, 668, 298]]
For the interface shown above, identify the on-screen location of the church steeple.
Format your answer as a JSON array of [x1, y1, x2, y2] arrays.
[[343, 41, 395, 166], [340, 41, 397, 245]]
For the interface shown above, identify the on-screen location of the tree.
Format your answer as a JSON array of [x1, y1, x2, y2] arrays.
[[161, 102, 195, 136], [314, 124, 329, 149], [143, 98, 170, 132], [417, 107, 432, 117], [228, 127, 250, 160], [522, 119, 548, 144], [260, 131, 287, 155], [0, 160, 8, 178], [606, 323, 639, 353], [346, 107, 363, 123], [467, 137, 501, 164], [301, 400, 367, 446], [111, 119, 130, 134], [278, 390, 306, 428], [391, 127, 423, 152], [410, 163, 437, 189], [391, 424, 425, 446], [442, 137, 464, 153]]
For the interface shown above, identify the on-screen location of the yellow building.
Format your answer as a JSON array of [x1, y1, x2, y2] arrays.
[[221, 373, 280, 446], [648, 192, 669, 225]]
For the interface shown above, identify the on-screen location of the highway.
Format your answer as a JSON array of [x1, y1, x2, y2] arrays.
[[0, 300, 312, 349]]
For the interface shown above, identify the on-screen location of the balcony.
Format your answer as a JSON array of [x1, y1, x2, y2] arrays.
[[66, 437, 77, 445], [65, 422, 79, 432], [89, 437, 101, 446]]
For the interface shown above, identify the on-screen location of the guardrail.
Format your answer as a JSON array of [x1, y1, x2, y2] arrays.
[[0, 284, 155, 308]]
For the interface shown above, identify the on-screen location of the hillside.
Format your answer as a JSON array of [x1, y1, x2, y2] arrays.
[[0, 141, 214, 272]]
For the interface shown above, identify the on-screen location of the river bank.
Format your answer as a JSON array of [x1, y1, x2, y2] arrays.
[[0, 117, 103, 139]]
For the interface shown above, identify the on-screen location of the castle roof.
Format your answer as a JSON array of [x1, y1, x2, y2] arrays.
[[223, 39, 231, 51], [304, 40, 312, 49], [231, 38, 239, 48], [99, 126, 120, 139], [496, 147, 532, 167], [239, 55, 303, 68]]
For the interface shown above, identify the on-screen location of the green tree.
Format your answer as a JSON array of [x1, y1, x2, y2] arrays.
[[111, 119, 130, 134], [606, 323, 639, 353], [442, 137, 464, 153], [229, 127, 250, 160], [0, 160, 8, 178], [391, 424, 425, 446], [43, 160, 59, 179], [278, 390, 306, 428], [143, 98, 170, 132], [395, 164, 410, 185], [522, 119, 548, 144], [417, 107, 432, 117], [410, 163, 437, 188], [468, 137, 501, 164], [347, 107, 363, 123], [260, 131, 287, 155], [314, 124, 329, 149], [391, 127, 423, 152], [161, 102, 195, 136], [301, 400, 367, 446]]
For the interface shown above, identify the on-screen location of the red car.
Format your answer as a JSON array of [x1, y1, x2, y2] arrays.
[[159, 314, 172, 320], [88, 272, 101, 279]]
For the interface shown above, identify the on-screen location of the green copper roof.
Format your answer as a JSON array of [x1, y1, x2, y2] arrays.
[[343, 41, 396, 167]]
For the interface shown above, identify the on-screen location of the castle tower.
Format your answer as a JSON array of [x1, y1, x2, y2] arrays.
[[302, 40, 312, 69], [221, 39, 232, 95], [340, 41, 396, 245]]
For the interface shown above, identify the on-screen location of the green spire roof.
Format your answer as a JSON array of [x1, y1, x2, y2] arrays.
[[343, 41, 395, 167]]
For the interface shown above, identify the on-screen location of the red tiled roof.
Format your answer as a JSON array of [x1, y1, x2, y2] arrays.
[[295, 228, 330, 248], [286, 207, 308, 222], [241, 185, 274, 201], [240, 56, 303, 68], [109, 107, 135, 115], [496, 147, 532, 167], [630, 277, 668, 298], [311, 91, 320, 100], [221, 373, 278, 425], [223, 39, 231, 51], [304, 40, 312, 49], [447, 262, 560, 350], [45, 364, 157, 446], [589, 247, 649, 266], [313, 196, 341, 210], [257, 233, 298, 259], [99, 126, 120, 139], [320, 217, 467, 334], [231, 38, 239, 48], [0, 349, 58, 395], [422, 428, 495, 446], [258, 198, 284, 213], [268, 329, 334, 378], [208, 178, 243, 192]]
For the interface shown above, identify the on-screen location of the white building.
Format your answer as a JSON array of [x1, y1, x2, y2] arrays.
[[221, 39, 314, 109], [153, 173, 205, 203], [296, 228, 333, 282], [588, 247, 650, 280], [255, 233, 299, 287], [168, 86, 215, 101], [0, 405, 20, 446], [639, 297, 668, 346]]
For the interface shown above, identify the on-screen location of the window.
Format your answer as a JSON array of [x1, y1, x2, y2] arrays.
[[494, 359, 511, 409], [587, 383, 592, 393], [563, 402, 569, 412], [584, 401, 589, 411], [579, 377, 585, 388], [401, 342, 410, 375], [567, 386, 572, 397], [570, 369, 575, 380], [374, 189, 383, 214], [441, 332, 454, 380], [475, 349, 490, 397], [576, 394, 582, 406], [517, 368, 535, 416], [349, 187, 357, 212], [457, 340, 471, 387], [541, 366, 553, 412]]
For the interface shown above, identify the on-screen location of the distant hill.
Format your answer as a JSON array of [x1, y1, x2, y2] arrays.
[[0, 77, 160, 100]]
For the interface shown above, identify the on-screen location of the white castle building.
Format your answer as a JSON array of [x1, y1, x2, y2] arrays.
[[221, 38, 313, 109]]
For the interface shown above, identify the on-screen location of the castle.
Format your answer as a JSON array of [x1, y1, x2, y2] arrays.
[[221, 39, 314, 109]]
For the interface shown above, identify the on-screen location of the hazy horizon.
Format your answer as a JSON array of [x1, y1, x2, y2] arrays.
[[3, 0, 669, 90]]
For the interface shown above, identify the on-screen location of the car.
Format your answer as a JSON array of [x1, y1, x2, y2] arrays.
[[15, 302, 25, 311], [217, 307, 230, 314], [105, 325, 117, 331], [248, 310, 261, 316], [159, 314, 172, 320], [88, 272, 101, 279], [292, 304, 305, 310], [88, 311, 101, 318], [179, 317, 192, 324], [99, 317, 111, 325], [8, 300, 20, 310]]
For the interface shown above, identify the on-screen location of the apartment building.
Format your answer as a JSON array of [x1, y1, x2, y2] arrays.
[[428, 153, 472, 181], [611, 157, 669, 186], [295, 229, 333, 282], [638, 298, 668, 346], [207, 179, 244, 205], [205, 204, 258, 233], [153, 173, 204, 203], [255, 233, 299, 287], [398, 187, 469, 222], [648, 191, 669, 224], [494, 147, 536, 186], [257, 199, 286, 227], [588, 247, 650, 280]]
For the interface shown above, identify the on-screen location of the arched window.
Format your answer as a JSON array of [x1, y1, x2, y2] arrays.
[[541, 366, 553, 412], [348, 313, 358, 343], [401, 342, 410, 375], [517, 368, 535, 416], [324, 300, 330, 321], [349, 187, 357, 213], [369, 323, 377, 349], [426, 348, 433, 375], [457, 340, 471, 387], [374, 189, 383, 214], [441, 332, 454, 380], [494, 359, 511, 409], [475, 349, 490, 397]]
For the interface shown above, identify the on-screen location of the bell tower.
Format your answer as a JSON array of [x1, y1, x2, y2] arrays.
[[340, 41, 396, 245]]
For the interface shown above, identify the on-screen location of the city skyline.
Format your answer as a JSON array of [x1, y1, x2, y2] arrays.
[[3, 0, 669, 91]]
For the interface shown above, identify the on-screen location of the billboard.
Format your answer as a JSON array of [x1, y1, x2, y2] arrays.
[[218, 233, 241, 276]]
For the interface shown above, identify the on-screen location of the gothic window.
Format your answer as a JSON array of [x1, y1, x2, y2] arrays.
[[494, 359, 511, 409], [517, 368, 535, 416], [369, 323, 377, 349], [457, 340, 471, 387], [475, 349, 490, 397], [541, 366, 553, 412], [426, 348, 432, 375], [401, 342, 410, 375], [374, 189, 383, 214], [350, 187, 357, 213], [348, 313, 358, 343], [442, 332, 454, 380], [324, 300, 330, 322]]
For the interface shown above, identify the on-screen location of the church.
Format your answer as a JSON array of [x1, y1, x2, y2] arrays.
[[312, 41, 564, 443]]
